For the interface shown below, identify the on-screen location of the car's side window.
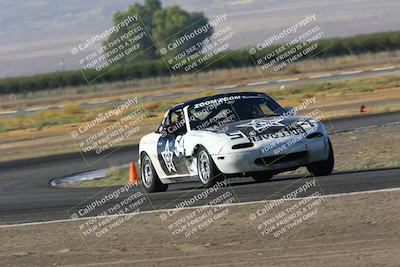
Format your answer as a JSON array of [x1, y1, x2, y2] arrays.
[[158, 109, 186, 136], [168, 109, 186, 136], [156, 115, 168, 134], [170, 111, 180, 125]]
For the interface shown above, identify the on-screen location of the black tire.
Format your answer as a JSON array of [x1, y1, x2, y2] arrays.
[[140, 153, 168, 193], [252, 172, 273, 183], [307, 139, 334, 176], [196, 147, 224, 188]]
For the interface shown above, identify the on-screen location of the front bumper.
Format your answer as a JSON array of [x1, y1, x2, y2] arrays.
[[212, 137, 330, 174]]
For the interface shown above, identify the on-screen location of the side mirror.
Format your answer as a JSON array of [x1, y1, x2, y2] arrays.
[[157, 125, 164, 134]]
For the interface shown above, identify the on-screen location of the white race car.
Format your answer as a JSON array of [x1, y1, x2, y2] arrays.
[[139, 92, 334, 192]]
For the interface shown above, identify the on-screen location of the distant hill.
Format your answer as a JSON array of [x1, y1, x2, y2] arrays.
[[0, 0, 399, 77]]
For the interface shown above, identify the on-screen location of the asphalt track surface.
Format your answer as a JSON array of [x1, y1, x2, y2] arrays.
[[0, 111, 399, 225]]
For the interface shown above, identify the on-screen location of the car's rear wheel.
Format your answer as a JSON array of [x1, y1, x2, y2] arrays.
[[252, 172, 273, 183], [141, 153, 168, 193], [307, 139, 334, 176], [196, 147, 224, 188]]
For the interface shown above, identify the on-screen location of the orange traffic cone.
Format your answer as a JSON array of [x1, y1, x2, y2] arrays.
[[129, 162, 138, 184], [360, 105, 370, 113]]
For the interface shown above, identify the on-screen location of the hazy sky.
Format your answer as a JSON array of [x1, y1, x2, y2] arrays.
[[0, 0, 399, 77]]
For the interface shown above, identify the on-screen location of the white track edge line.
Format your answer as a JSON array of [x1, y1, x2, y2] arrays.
[[339, 70, 363, 75]]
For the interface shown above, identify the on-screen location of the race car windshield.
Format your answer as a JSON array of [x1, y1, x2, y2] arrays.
[[188, 95, 282, 130]]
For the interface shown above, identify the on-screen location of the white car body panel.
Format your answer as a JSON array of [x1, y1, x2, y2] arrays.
[[139, 92, 331, 183]]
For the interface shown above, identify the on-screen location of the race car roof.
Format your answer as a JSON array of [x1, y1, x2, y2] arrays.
[[171, 91, 267, 111]]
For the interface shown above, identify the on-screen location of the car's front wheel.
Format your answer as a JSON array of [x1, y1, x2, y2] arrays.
[[141, 153, 168, 193], [196, 147, 224, 188], [307, 139, 334, 176]]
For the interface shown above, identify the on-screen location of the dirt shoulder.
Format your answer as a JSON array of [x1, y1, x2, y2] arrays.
[[330, 124, 400, 171], [0, 190, 399, 267], [1, 72, 399, 162]]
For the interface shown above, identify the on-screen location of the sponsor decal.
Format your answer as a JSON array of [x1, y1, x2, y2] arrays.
[[226, 131, 246, 140], [161, 140, 177, 173], [236, 118, 285, 132], [226, 118, 317, 142], [248, 126, 306, 142], [157, 135, 190, 175], [193, 95, 263, 109]]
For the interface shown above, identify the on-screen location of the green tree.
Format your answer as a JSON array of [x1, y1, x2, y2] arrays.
[[103, 0, 162, 63], [152, 6, 213, 59], [103, 0, 212, 66]]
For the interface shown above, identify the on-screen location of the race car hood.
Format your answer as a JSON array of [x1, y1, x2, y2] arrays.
[[197, 115, 325, 153], [207, 115, 320, 135]]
